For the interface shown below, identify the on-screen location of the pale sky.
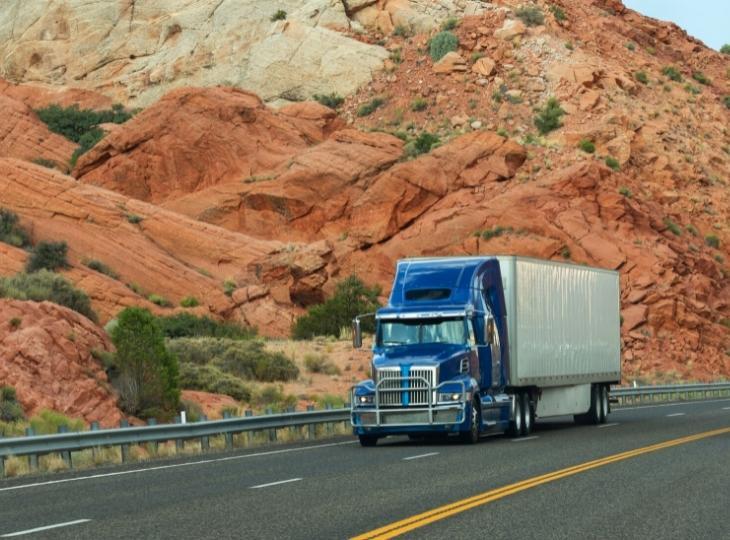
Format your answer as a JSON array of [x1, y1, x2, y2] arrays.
[[623, 0, 726, 51]]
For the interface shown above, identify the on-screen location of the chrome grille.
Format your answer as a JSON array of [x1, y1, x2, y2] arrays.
[[376, 367, 437, 406]]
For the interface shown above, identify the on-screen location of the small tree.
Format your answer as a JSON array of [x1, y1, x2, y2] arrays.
[[292, 275, 381, 339], [0, 386, 25, 422], [111, 307, 180, 418], [534, 98, 565, 134], [26, 241, 69, 273], [0, 208, 30, 248]]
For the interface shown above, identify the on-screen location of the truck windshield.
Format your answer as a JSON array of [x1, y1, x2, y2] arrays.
[[377, 318, 466, 347]]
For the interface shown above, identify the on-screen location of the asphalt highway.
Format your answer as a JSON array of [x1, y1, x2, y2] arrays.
[[1, 399, 729, 539]]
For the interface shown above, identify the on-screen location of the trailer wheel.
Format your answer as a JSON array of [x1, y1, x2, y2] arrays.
[[460, 398, 480, 444], [599, 385, 609, 424], [521, 393, 533, 436], [359, 435, 378, 447], [508, 394, 523, 437], [589, 384, 601, 425]]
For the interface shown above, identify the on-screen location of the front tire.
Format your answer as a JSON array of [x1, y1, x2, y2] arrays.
[[359, 435, 378, 447], [508, 394, 523, 437], [460, 398, 480, 444], [521, 392, 534, 436]]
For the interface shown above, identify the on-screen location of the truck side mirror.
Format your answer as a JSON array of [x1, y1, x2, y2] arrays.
[[486, 317, 495, 345], [352, 318, 362, 349]]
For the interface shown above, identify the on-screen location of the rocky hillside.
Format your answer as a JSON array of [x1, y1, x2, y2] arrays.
[[0, 0, 727, 423]]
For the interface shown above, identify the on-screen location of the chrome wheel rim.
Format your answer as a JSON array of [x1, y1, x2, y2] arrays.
[[515, 399, 522, 433], [524, 397, 531, 432]]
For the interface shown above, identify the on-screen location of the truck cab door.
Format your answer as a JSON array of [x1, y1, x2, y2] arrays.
[[486, 316, 501, 388]]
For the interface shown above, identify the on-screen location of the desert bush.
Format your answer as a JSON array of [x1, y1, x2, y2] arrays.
[[223, 279, 237, 297], [534, 98, 565, 134], [515, 6, 544, 26], [634, 71, 648, 85], [357, 97, 385, 117], [578, 139, 595, 153], [404, 132, 440, 158], [181, 399, 204, 422], [168, 338, 299, 382], [0, 386, 25, 422], [626, 42, 636, 51], [179, 296, 199, 308], [662, 66, 683, 82], [304, 353, 341, 375], [480, 226, 513, 240], [411, 97, 428, 112], [722, 44, 730, 55], [618, 186, 632, 198], [315, 394, 346, 408], [692, 71, 710, 85], [26, 240, 69, 272], [84, 259, 119, 279], [0, 208, 31, 248], [605, 156, 620, 171], [32, 157, 57, 169], [705, 235, 720, 249], [157, 313, 255, 340], [429, 31, 458, 61], [441, 17, 459, 31], [178, 363, 251, 401], [313, 93, 344, 109], [663, 218, 682, 236], [0, 270, 97, 322], [252, 385, 297, 410], [392, 24, 411, 38], [147, 294, 172, 307], [549, 5, 566, 21], [723, 96, 730, 110], [111, 307, 180, 418], [292, 275, 381, 339], [126, 214, 143, 224], [29, 409, 84, 434], [271, 9, 286, 21]]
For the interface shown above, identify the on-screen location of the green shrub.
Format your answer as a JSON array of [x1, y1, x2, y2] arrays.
[[84, 259, 119, 279], [404, 132, 440, 158], [357, 97, 385, 117], [605, 156, 620, 171], [271, 9, 287, 21], [180, 296, 200, 308], [705, 235, 720, 249], [723, 96, 730, 109], [578, 139, 595, 153], [662, 66, 683, 82], [168, 338, 298, 382], [70, 129, 104, 167], [429, 31, 459, 61], [721, 44, 730, 55], [156, 313, 255, 340], [252, 385, 297, 411], [0, 208, 31, 248], [515, 6, 545, 26], [663, 217, 682, 236], [304, 353, 341, 375], [29, 409, 84, 434], [10, 317, 21, 328], [148, 294, 172, 307], [111, 307, 180, 418], [126, 214, 143, 224], [692, 71, 710, 85], [534, 98, 565, 134], [178, 363, 251, 402], [35, 103, 132, 143], [313, 93, 344, 109], [684, 83, 701, 95], [626, 42, 636, 51], [549, 5, 566, 22], [411, 97, 428, 112], [26, 241, 69, 273], [392, 25, 411, 38], [0, 271, 97, 322], [685, 224, 698, 236], [618, 186, 632, 198], [315, 394, 346, 409], [441, 17, 459, 31], [32, 157, 57, 169], [480, 226, 513, 240], [293, 275, 381, 339], [0, 386, 24, 423], [634, 71, 649, 85]]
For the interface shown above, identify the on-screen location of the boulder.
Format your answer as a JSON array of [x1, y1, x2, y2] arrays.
[[494, 19, 527, 40], [433, 52, 467, 73], [472, 57, 497, 77]]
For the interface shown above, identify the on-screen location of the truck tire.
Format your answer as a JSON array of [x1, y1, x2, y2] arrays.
[[589, 384, 601, 425], [599, 385, 609, 424], [359, 435, 378, 447], [460, 398, 480, 444], [508, 394, 523, 437], [521, 393, 533, 436]]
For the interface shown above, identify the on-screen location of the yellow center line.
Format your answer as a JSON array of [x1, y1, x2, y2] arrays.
[[352, 427, 730, 540]]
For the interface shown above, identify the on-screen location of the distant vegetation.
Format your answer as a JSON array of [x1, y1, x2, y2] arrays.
[[534, 98, 565, 134], [179, 296, 199, 308], [515, 6, 545, 26], [634, 71, 648, 85], [0, 271, 97, 322], [692, 71, 711, 85], [404, 132, 440, 158], [35, 103, 133, 167], [304, 353, 341, 375], [26, 241, 69, 273], [578, 139, 595, 154], [270, 9, 287, 21], [156, 312, 255, 340], [84, 259, 119, 279], [722, 44, 730, 55], [549, 5, 566, 22], [313, 93, 344, 109], [605, 156, 620, 171], [357, 97, 385, 117], [0, 208, 30, 248], [661, 66, 683, 82], [429, 31, 459, 61], [292, 275, 380, 339], [441, 17, 459, 31], [724, 96, 730, 110], [0, 386, 24, 423]]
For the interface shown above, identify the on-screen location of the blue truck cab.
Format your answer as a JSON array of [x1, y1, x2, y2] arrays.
[[351, 257, 515, 446], [350, 256, 620, 446]]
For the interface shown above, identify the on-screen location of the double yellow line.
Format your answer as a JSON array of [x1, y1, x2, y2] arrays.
[[352, 426, 730, 539]]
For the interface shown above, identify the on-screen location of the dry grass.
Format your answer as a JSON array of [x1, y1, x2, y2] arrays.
[[39, 454, 69, 473], [3, 456, 29, 477]]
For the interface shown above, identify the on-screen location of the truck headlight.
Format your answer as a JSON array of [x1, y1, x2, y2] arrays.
[[357, 395, 374, 404], [438, 393, 462, 402]]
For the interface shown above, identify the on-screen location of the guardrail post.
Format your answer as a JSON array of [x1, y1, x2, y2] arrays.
[[200, 415, 209, 451], [244, 410, 253, 446], [306, 405, 315, 439], [119, 419, 130, 463], [0, 454, 4, 478], [174, 415, 184, 452], [266, 409, 276, 443], [325, 404, 333, 435], [58, 425, 72, 469], [25, 427, 38, 471], [90, 422, 99, 461], [223, 411, 233, 449], [146, 419, 158, 454]]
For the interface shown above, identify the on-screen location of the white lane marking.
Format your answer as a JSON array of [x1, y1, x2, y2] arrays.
[[614, 398, 730, 411], [598, 422, 620, 428], [1, 519, 91, 537], [0, 440, 357, 493], [666, 413, 686, 417], [250, 478, 301, 489], [723, 407, 730, 410], [402, 452, 439, 461], [511, 436, 539, 442]]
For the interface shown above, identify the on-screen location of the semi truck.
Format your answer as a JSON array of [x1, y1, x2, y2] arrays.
[[350, 256, 621, 446]]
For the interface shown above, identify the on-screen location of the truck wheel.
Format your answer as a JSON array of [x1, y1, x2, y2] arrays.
[[521, 393, 533, 436], [359, 435, 378, 447], [508, 394, 523, 437], [460, 398, 480, 444], [599, 385, 609, 424], [589, 384, 601, 425]]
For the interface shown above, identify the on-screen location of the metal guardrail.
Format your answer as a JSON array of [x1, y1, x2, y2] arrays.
[[1, 382, 729, 476]]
